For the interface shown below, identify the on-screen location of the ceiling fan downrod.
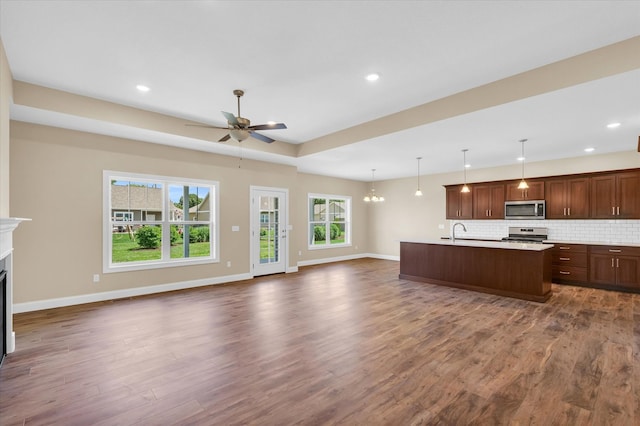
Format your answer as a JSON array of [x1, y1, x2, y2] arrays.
[[233, 89, 244, 118]]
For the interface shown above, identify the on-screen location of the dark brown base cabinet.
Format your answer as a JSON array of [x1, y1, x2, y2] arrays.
[[551, 243, 640, 293], [399, 242, 553, 302], [589, 246, 640, 291], [551, 244, 588, 284]]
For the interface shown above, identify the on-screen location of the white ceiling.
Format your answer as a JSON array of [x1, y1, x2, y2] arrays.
[[1, 1, 639, 181]]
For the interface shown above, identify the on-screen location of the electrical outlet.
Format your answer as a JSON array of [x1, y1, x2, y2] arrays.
[[298, 250, 302, 256], [226, 261, 231, 268], [93, 274, 100, 283]]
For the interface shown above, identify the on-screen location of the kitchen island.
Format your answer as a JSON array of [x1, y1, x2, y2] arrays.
[[399, 240, 554, 302]]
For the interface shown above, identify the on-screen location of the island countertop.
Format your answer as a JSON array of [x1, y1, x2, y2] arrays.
[[402, 238, 554, 251], [399, 240, 553, 302]]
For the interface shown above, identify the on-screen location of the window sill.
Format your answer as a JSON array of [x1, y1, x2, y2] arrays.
[[104, 257, 219, 274]]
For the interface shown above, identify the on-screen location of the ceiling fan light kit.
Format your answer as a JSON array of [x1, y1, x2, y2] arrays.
[[186, 89, 287, 144]]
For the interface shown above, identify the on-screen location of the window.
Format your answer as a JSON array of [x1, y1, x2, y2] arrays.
[[104, 171, 218, 272], [308, 194, 351, 249]]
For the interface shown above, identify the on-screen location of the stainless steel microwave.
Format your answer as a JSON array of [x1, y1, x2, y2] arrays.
[[504, 200, 545, 220]]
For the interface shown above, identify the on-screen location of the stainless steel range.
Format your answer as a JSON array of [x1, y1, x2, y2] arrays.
[[501, 227, 548, 243]]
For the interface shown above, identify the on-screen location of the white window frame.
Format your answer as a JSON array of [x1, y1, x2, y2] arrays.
[[103, 171, 219, 273], [307, 193, 351, 250]]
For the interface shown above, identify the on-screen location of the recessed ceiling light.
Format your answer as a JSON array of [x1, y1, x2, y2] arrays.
[[136, 84, 150, 92], [365, 73, 380, 82], [517, 156, 525, 162], [584, 147, 595, 152], [464, 164, 471, 168], [606, 122, 621, 128]]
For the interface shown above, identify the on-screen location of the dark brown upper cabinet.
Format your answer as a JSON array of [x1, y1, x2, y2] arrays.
[[473, 183, 505, 219], [446, 185, 473, 220], [591, 171, 640, 219], [505, 180, 544, 201], [545, 177, 590, 219]]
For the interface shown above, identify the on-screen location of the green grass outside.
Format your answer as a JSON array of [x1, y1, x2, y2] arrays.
[[112, 233, 209, 263]]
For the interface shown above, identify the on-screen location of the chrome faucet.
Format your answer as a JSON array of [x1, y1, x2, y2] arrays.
[[452, 222, 467, 242]]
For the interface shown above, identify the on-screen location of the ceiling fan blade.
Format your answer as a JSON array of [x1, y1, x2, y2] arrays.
[[249, 123, 287, 131], [222, 111, 239, 126], [250, 131, 275, 144], [219, 134, 231, 142], [185, 123, 229, 130]]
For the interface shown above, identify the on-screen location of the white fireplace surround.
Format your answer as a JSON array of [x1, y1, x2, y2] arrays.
[[1, 217, 30, 354]]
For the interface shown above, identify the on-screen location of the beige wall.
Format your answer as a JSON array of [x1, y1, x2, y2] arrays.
[[0, 39, 11, 217], [8, 120, 639, 305], [9, 122, 370, 304], [369, 150, 640, 256]]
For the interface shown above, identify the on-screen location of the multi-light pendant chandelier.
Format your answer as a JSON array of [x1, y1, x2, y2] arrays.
[[363, 169, 384, 202], [460, 149, 470, 193], [517, 138, 529, 190], [414, 157, 423, 197]]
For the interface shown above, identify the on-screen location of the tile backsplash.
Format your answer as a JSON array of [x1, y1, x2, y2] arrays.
[[449, 219, 640, 244]]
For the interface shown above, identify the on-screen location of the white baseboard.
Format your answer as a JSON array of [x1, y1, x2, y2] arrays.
[[13, 272, 252, 313], [366, 253, 400, 261], [297, 252, 399, 267], [13, 255, 399, 314]]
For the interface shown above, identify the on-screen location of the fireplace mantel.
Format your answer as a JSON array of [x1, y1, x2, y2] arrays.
[[1, 217, 31, 355]]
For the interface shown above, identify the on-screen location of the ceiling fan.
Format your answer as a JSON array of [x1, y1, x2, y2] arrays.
[[187, 89, 287, 143]]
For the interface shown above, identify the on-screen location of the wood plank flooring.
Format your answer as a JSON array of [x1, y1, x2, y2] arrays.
[[1, 258, 638, 425]]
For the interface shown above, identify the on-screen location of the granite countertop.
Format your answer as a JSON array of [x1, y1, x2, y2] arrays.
[[403, 239, 554, 251]]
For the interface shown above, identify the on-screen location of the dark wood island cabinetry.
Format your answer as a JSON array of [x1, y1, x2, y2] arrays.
[[400, 240, 553, 302]]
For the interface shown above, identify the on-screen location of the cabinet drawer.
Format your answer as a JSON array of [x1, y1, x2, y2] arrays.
[[590, 245, 640, 256], [552, 252, 587, 267], [553, 243, 587, 253], [552, 266, 588, 282]]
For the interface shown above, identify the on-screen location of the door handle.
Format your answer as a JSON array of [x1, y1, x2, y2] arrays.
[[559, 257, 570, 261], [609, 249, 622, 253], [559, 246, 570, 250], [559, 271, 571, 275]]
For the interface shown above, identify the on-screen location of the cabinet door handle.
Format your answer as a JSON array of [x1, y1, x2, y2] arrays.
[[568, 207, 570, 216], [612, 206, 615, 215], [609, 249, 622, 253], [489, 209, 492, 217], [612, 258, 615, 267], [616, 258, 619, 268], [486, 209, 489, 217], [617, 206, 620, 216], [563, 207, 566, 216], [559, 271, 571, 275], [559, 257, 570, 261], [559, 246, 571, 250]]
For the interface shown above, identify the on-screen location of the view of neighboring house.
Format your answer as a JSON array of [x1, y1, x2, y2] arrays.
[[188, 192, 210, 221], [110, 184, 183, 227]]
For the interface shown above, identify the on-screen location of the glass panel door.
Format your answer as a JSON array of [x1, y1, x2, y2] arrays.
[[251, 187, 287, 276]]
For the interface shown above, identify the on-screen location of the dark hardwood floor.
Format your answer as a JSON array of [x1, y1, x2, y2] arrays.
[[1, 258, 638, 425]]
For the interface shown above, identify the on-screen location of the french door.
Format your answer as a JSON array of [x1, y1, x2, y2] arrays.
[[250, 186, 288, 276]]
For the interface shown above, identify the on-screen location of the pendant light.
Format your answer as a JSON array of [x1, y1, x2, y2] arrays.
[[460, 149, 470, 193], [517, 139, 529, 190], [414, 157, 423, 197], [363, 169, 384, 202]]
